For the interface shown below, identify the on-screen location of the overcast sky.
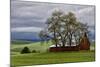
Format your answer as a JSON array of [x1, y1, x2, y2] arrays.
[[11, 0, 95, 33]]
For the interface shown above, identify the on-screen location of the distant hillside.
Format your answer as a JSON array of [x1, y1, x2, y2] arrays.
[[11, 40, 33, 44], [11, 31, 95, 42], [88, 31, 95, 43], [11, 32, 40, 41], [11, 32, 50, 42]]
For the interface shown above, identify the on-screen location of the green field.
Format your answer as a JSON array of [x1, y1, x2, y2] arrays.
[[11, 41, 95, 66]]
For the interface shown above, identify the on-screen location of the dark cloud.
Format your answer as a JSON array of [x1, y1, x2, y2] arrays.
[[11, 0, 95, 33]]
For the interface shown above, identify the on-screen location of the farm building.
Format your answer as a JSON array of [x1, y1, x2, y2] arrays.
[[49, 33, 90, 52]]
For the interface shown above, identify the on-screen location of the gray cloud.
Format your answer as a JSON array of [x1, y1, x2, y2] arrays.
[[11, 0, 95, 33]]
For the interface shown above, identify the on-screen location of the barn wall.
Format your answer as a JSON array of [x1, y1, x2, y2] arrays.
[[49, 46, 79, 52]]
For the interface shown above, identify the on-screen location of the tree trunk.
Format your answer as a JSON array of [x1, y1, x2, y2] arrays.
[[54, 29, 57, 47], [55, 39, 57, 47], [69, 38, 72, 46], [69, 33, 72, 46], [62, 40, 65, 47], [74, 35, 77, 46]]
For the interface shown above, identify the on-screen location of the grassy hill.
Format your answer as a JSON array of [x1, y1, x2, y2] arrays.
[[11, 40, 95, 66], [11, 41, 52, 55]]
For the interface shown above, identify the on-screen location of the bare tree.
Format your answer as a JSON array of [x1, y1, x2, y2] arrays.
[[63, 12, 88, 46], [40, 10, 88, 47], [39, 30, 49, 45], [46, 10, 63, 47]]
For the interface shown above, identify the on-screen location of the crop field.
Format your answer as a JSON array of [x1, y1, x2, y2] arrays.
[[11, 41, 95, 66]]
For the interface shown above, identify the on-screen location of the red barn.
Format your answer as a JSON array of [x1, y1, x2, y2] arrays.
[[79, 32, 90, 50], [49, 33, 90, 52]]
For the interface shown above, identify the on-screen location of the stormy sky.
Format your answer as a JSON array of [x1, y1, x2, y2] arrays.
[[11, 0, 95, 40]]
